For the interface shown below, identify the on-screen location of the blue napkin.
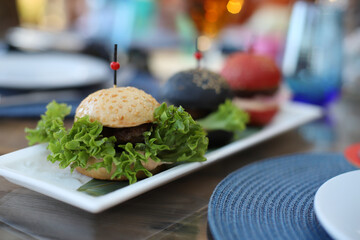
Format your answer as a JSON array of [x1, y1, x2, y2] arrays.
[[0, 88, 90, 117], [0, 101, 79, 117]]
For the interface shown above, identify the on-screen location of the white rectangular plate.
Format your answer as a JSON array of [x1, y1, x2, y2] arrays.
[[0, 102, 322, 213]]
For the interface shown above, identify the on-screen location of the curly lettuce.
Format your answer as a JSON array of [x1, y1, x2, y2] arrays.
[[26, 101, 208, 184], [25, 101, 71, 145], [197, 99, 249, 132], [138, 104, 208, 163]]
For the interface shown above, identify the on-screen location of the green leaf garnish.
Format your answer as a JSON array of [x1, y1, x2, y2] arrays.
[[197, 99, 249, 132], [77, 179, 129, 196]]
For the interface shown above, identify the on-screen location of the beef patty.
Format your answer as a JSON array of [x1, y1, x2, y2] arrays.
[[101, 123, 153, 146], [233, 87, 279, 98]]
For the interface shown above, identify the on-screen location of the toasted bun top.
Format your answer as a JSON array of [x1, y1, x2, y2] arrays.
[[75, 87, 160, 128], [221, 53, 281, 91]]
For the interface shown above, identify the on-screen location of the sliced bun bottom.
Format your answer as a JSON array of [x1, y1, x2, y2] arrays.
[[76, 156, 164, 181]]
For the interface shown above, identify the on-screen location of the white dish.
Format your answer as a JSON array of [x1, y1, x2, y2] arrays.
[[0, 102, 321, 213], [315, 170, 360, 240], [0, 53, 110, 89]]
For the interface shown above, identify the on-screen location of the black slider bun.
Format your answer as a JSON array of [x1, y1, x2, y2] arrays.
[[75, 87, 163, 180], [163, 69, 232, 148], [162, 69, 231, 119]]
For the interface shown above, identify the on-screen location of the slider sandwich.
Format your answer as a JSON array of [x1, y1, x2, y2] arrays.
[[221, 52, 283, 126], [26, 87, 208, 183], [162, 69, 249, 148]]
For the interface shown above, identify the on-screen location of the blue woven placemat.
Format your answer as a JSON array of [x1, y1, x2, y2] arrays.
[[208, 153, 356, 240]]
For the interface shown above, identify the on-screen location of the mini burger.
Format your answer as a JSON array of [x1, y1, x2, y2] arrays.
[[221, 52, 283, 126], [74, 87, 161, 180], [26, 87, 208, 184], [162, 69, 248, 148]]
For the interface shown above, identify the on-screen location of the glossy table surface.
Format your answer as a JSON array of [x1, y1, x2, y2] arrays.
[[0, 94, 357, 240]]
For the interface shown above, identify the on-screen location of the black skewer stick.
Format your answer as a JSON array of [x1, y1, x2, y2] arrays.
[[113, 44, 118, 88], [110, 44, 120, 88], [195, 37, 198, 52], [194, 37, 202, 69]]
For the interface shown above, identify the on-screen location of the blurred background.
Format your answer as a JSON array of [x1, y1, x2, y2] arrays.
[[0, 0, 358, 117]]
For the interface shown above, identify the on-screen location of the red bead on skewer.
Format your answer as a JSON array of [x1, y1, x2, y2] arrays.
[[110, 61, 120, 70], [194, 51, 203, 60], [194, 51, 202, 69]]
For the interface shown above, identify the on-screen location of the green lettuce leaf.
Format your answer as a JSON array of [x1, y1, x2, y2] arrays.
[[196, 99, 249, 132], [25, 101, 71, 145], [26, 101, 208, 184], [136, 103, 208, 163], [46, 116, 117, 171]]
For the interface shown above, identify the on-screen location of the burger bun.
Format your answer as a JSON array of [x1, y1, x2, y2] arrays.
[[75, 87, 160, 128]]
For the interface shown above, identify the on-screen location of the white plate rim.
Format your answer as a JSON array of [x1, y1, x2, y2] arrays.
[[0, 53, 111, 89], [0, 102, 322, 213]]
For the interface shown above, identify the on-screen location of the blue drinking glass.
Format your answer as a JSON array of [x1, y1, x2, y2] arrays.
[[282, 1, 344, 106]]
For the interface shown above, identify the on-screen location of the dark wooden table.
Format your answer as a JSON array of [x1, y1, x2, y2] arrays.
[[0, 94, 357, 240]]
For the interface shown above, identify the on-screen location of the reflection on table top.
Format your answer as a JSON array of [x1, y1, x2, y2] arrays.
[[0, 95, 358, 240]]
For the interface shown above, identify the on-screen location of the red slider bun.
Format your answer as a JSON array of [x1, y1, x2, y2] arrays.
[[221, 52, 282, 126]]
